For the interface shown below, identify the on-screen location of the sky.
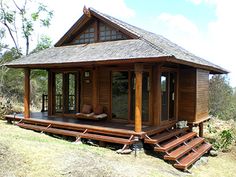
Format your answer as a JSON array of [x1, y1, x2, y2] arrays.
[[6, 0, 236, 87]]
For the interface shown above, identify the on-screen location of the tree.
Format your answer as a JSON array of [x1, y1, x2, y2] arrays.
[[209, 75, 236, 120], [0, 0, 53, 55]]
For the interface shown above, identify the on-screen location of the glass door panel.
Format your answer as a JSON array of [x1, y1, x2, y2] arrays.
[[55, 73, 63, 113], [161, 72, 177, 122], [68, 73, 76, 113], [112, 71, 129, 120], [130, 71, 150, 123], [161, 73, 168, 121]]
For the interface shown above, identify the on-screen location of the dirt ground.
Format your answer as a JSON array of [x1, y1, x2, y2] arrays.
[[0, 120, 235, 177]]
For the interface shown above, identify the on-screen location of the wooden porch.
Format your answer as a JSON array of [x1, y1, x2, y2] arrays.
[[4, 112, 175, 140]]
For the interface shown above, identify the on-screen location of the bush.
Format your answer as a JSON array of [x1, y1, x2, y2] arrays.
[[0, 97, 13, 119], [213, 129, 234, 152]]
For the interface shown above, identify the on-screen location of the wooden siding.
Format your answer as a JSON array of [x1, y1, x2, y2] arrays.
[[196, 69, 209, 121], [178, 68, 196, 122], [81, 69, 93, 108], [98, 67, 111, 116]]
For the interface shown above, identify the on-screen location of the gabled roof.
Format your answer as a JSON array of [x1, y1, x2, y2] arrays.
[[5, 7, 228, 74]]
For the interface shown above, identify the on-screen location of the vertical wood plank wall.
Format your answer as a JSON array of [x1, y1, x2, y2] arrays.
[[196, 69, 209, 121], [97, 68, 111, 116], [178, 68, 196, 122], [81, 69, 93, 109]]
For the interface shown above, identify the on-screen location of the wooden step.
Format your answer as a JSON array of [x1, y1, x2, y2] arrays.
[[17, 123, 132, 145], [144, 128, 188, 144], [155, 132, 197, 152], [80, 133, 133, 145], [18, 123, 81, 137], [146, 122, 176, 136], [164, 137, 205, 160], [174, 143, 212, 170]]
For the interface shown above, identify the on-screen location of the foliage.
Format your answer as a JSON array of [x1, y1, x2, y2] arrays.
[[212, 129, 234, 151], [0, 97, 12, 119], [209, 75, 236, 120], [31, 35, 52, 54], [0, 0, 53, 55]]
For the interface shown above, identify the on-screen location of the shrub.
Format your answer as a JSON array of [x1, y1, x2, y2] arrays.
[[213, 129, 234, 152], [0, 97, 13, 119]]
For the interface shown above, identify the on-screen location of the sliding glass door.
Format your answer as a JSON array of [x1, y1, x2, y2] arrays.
[[112, 71, 129, 120], [111, 70, 150, 123], [161, 71, 177, 123]]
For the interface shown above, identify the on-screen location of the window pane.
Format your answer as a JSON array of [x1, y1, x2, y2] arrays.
[[89, 27, 94, 32], [105, 36, 110, 40], [100, 25, 105, 31], [89, 33, 94, 37], [89, 38, 94, 43], [85, 33, 89, 38], [112, 30, 116, 35], [80, 34, 85, 38], [100, 36, 105, 41], [100, 31, 105, 37], [111, 35, 117, 40], [105, 31, 110, 35]]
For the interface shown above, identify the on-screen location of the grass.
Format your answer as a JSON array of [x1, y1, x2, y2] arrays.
[[0, 120, 236, 177]]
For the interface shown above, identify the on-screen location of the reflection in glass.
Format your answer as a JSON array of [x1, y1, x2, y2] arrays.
[[112, 72, 129, 119]]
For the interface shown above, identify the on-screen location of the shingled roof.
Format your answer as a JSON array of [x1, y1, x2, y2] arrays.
[[5, 7, 227, 74]]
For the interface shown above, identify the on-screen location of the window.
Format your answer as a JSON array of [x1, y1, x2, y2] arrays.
[[99, 23, 127, 42], [73, 24, 95, 44]]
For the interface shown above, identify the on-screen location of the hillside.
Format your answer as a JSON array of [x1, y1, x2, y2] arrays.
[[0, 120, 235, 177]]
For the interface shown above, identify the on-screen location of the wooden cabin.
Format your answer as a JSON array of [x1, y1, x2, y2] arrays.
[[4, 7, 228, 170]]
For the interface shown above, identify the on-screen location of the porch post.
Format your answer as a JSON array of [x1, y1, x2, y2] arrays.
[[199, 122, 204, 137], [47, 70, 53, 116], [24, 68, 30, 118], [134, 63, 143, 132]]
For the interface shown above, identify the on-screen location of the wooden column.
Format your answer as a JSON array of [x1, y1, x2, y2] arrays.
[[199, 122, 204, 137], [134, 63, 143, 132], [47, 70, 53, 116], [24, 68, 30, 118], [92, 67, 98, 109]]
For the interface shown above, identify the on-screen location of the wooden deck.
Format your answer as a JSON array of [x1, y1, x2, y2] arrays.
[[4, 112, 173, 138]]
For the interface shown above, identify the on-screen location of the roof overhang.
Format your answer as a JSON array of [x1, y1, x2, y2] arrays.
[[5, 55, 228, 74]]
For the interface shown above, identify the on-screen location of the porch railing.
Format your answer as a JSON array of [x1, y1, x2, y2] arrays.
[[41, 94, 76, 113]]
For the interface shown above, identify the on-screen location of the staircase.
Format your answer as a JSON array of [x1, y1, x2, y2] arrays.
[[144, 127, 211, 171]]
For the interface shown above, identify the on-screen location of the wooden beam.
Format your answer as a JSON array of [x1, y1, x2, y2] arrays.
[[134, 63, 143, 132], [199, 122, 204, 137], [24, 68, 30, 118]]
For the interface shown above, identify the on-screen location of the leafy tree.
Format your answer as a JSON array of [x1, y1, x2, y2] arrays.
[[0, 0, 53, 55], [0, 1, 53, 109], [209, 75, 236, 120]]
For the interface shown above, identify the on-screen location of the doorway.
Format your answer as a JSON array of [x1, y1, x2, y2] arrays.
[[161, 71, 177, 124], [53, 72, 79, 115]]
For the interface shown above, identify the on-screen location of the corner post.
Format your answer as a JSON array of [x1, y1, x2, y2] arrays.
[[199, 122, 204, 137], [134, 63, 143, 132], [24, 68, 30, 118]]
